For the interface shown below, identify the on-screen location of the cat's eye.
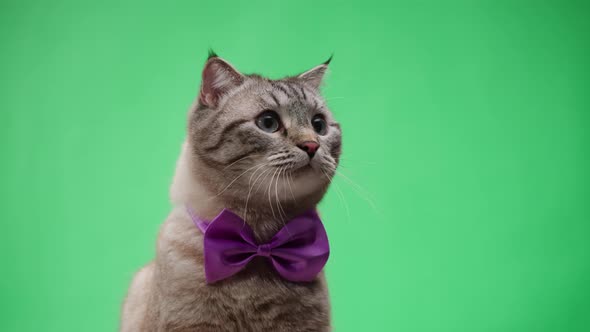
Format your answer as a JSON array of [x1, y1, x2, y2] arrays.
[[312, 114, 327, 135], [256, 110, 281, 133]]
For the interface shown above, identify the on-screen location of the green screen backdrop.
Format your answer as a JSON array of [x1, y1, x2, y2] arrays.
[[1, 1, 589, 331]]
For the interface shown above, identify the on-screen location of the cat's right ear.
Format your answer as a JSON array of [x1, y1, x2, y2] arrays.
[[296, 55, 332, 90], [199, 52, 244, 108]]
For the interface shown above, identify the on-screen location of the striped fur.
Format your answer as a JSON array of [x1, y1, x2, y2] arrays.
[[122, 55, 341, 331]]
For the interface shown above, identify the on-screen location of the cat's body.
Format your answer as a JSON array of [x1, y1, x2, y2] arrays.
[[121, 54, 340, 332]]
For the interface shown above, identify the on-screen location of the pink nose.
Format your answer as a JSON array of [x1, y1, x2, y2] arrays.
[[297, 141, 320, 158]]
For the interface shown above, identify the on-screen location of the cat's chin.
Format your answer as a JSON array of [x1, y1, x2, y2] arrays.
[[286, 168, 330, 199], [289, 163, 313, 176]]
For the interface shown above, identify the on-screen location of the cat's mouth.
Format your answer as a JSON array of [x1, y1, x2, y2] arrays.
[[268, 153, 334, 180], [289, 161, 331, 179]]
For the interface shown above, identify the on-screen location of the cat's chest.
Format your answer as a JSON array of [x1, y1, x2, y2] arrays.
[[155, 218, 331, 330], [163, 274, 330, 332]]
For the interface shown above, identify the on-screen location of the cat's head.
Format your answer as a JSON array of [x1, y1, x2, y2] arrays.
[[188, 52, 341, 216]]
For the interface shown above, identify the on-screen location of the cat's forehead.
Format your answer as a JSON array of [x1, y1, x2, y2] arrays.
[[222, 76, 328, 121]]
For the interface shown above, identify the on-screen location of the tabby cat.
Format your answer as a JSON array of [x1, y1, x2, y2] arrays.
[[121, 52, 342, 332]]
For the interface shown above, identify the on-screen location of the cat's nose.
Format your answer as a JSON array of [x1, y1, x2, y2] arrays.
[[297, 141, 320, 159]]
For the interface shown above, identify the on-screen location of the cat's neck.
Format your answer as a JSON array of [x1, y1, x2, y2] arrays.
[[170, 141, 224, 220], [170, 141, 314, 242]]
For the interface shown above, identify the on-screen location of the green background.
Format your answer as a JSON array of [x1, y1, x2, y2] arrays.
[[1, 0, 589, 331]]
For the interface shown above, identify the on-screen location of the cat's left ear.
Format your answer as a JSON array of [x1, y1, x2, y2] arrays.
[[296, 56, 332, 90]]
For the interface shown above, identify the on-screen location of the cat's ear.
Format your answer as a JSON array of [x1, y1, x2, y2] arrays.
[[296, 55, 332, 90], [199, 51, 244, 108]]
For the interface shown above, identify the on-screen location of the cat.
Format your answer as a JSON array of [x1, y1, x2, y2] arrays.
[[121, 51, 342, 332]]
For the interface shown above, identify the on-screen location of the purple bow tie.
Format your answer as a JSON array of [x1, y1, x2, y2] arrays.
[[186, 207, 330, 284]]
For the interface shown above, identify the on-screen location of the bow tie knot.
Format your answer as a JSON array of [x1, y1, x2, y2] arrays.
[[256, 243, 272, 257], [187, 207, 330, 284]]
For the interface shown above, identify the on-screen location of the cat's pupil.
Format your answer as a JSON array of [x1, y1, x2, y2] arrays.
[[264, 118, 274, 128]]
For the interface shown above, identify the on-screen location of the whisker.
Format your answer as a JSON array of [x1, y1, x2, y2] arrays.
[[222, 154, 252, 170], [274, 166, 292, 237], [320, 167, 349, 223], [210, 162, 267, 200], [276, 166, 289, 222], [267, 167, 280, 221], [331, 179, 351, 224], [338, 157, 378, 166], [274, 167, 285, 221], [334, 170, 371, 195], [333, 169, 381, 215], [242, 164, 268, 224], [286, 166, 297, 203], [267, 153, 292, 162], [253, 168, 272, 195], [268, 160, 294, 167]]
